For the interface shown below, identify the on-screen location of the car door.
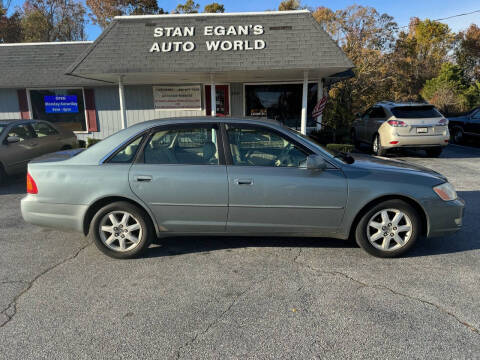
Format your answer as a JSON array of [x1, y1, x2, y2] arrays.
[[31, 121, 63, 154], [224, 124, 348, 235], [366, 106, 387, 142], [357, 108, 372, 142], [466, 109, 480, 136], [1, 123, 39, 174], [129, 123, 228, 233]]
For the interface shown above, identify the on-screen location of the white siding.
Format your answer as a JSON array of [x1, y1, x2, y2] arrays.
[[0, 89, 21, 120]]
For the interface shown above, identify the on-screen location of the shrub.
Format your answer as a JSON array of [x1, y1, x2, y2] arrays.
[[87, 138, 102, 147], [326, 143, 354, 153]]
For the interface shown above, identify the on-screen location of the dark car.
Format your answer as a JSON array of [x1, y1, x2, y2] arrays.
[[0, 119, 78, 183], [448, 107, 480, 144]]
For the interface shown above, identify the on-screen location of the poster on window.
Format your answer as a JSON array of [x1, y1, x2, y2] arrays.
[[44, 95, 79, 113], [153, 85, 202, 110]]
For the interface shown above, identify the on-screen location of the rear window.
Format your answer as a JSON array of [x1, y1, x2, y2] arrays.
[[391, 106, 442, 119]]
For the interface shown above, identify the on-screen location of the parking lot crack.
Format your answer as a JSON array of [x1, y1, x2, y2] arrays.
[[0, 241, 92, 328], [293, 257, 480, 336], [175, 276, 268, 359]]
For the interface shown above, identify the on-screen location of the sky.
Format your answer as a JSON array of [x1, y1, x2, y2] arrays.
[[5, 0, 480, 40]]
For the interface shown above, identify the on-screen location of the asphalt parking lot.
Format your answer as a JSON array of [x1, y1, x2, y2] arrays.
[[1, 144, 479, 359]]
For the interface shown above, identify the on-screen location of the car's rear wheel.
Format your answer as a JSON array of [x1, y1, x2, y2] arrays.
[[355, 200, 420, 258], [425, 147, 443, 157], [451, 127, 464, 144], [372, 134, 386, 156], [90, 201, 153, 259]]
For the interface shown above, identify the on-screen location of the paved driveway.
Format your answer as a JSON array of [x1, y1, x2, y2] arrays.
[[1, 145, 479, 359]]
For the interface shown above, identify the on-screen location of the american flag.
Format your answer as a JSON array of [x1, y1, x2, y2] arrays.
[[312, 96, 327, 118]]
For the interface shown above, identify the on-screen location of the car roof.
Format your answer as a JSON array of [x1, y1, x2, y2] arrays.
[[375, 101, 434, 109]]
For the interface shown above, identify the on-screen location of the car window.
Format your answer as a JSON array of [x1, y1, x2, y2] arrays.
[[109, 136, 144, 163], [227, 125, 308, 167], [144, 126, 219, 165], [362, 108, 372, 120], [391, 106, 442, 118], [0, 124, 6, 136], [32, 122, 58, 137], [8, 124, 34, 142], [370, 107, 386, 118]]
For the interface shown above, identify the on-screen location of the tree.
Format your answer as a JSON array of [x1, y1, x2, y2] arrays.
[[21, 0, 87, 42], [204, 2, 224, 13], [87, 0, 165, 28], [0, 4, 23, 43], [278, 0, 300, 11], [421, 62, 480, 114], [456, 24, 480, 83], [174, 0, 199, 14]]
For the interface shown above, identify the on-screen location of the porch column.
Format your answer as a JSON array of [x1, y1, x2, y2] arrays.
[[300, 70, 308, 135], [118, 76, 127, 129], [210, 75, 216, 117], [316, 79, 324, 130]]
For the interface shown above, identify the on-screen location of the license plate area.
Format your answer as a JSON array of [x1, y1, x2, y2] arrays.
[[416, 127, 428, 134]]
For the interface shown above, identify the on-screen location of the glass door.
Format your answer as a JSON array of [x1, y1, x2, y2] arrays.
[[205, 85, 230, 116]]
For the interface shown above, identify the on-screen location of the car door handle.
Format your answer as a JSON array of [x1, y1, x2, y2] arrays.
[[234, 178, 253, 185], [135, 175, 152, 182]]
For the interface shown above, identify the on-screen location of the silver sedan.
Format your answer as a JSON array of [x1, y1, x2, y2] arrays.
[[21, 118, 464, 258]]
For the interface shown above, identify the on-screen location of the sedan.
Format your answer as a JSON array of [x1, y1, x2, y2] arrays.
[[21, 118, 464, 258], [0, 119, 78, 183]]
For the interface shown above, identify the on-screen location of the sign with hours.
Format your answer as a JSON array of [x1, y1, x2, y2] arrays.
[[149, 25, 266, 53], [153, 85, 202, 110]]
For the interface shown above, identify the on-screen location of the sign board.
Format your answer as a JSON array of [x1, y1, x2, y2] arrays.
[[153, 85, 202, 110], [44, 95, 79, 114]]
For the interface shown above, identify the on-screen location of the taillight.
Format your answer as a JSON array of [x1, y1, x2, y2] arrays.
[[387, 120, 407, 127], [438, 118, 448, 126], [26, 172, 38, 194], [390, 141, 399, 144]]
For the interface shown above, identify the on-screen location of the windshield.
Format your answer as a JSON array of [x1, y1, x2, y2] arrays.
[[391, 106, 442, 119], [0, 124, 6, 137]]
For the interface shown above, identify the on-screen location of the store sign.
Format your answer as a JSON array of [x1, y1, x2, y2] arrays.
[[149, 25, 266, 53], [153, 85, 202, 110], [44, 95, 79, 113]]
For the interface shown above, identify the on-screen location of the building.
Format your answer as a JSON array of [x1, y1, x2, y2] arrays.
[[0, 10, 353, 140]]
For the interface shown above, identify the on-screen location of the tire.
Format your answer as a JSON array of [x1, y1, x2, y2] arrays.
[[351, 129, 360, 149], [451, 127, 464, 144], [372, 134, 386, 156], [355, 199, 421, 258], [89, 201, 153, 259], [425, 147, 443, 158]]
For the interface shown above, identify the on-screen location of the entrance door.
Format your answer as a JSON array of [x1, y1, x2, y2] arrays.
[[205, 85, 229, 116]]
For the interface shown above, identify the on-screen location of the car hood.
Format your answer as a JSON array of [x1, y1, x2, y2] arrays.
[[347, 153, 447, 182], [30, 148, 85, 163]]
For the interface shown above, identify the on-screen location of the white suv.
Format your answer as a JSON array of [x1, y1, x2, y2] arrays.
[[351, 102, 450, 157]]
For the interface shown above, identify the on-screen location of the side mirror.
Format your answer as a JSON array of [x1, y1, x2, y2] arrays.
[[355, 112, 362, 118], [6, 136, 21, 144], [304, 155, 327, 171]]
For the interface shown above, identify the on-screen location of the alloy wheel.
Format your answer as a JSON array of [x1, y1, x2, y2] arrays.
[[99, 211, 143, 252], [366, 208, 412, 251], [373, 136, 379, 153]]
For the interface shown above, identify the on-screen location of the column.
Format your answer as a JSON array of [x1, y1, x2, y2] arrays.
[[210, 75, 216, 117], [118, 76, 127, 129], [316, 79, 324, 130], [300, 70, 308, 135]]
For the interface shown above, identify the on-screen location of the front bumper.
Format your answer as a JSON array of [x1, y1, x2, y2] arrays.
[[423, 196, 465, 238], [21, 195, 87, 233]]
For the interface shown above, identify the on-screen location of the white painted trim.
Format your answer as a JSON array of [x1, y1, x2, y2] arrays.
[[118, 77, 127, 129], [26, 87, 89, 134], [114, 10, 309, 20], [0, 41, 93, 47], [301, 71, 308, 135]]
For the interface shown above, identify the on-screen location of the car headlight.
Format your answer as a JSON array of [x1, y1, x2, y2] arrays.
[[433, 182, 457, 201]]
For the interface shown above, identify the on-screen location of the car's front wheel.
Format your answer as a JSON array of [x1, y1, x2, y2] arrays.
[[90, 201, 153, 259], [355, 200, 420, 258]]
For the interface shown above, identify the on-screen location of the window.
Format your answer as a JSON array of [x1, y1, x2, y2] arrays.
[[227, 126, 308, 167], [370, 107, 386, 118], [30, 89, 86, 132], [471, 109, 480, 121], [391, 106, 442, 119], [144, 126, 219, 165], [32, 122, 58, 137], [8, 124, 34, 142], [245, 84, 318, 128], [110, 137, 144, 164]]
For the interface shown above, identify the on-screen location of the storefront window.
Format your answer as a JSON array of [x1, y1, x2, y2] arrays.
[[245, 84, 318, 129], [30, 89, 86, 132]]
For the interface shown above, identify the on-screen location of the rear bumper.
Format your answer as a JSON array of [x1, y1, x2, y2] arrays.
[[21, 195, 87, 233], [423, 197, 465, 238], [383, 134, 450, 149]]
